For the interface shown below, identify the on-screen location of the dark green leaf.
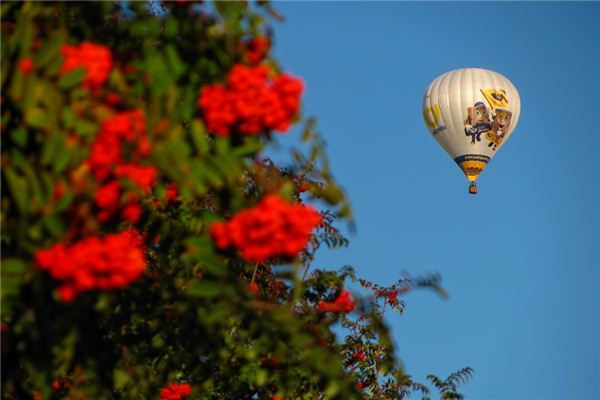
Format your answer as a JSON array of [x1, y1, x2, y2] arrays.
[[58, 67, 86, 89], [187, 280, 221, 298], [10, 128, 29, 147]]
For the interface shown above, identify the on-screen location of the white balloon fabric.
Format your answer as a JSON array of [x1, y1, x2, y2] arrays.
[[422, 68, 520, 192]]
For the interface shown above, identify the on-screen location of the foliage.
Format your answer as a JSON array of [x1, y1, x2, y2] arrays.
[[1, 2, 471, 399]]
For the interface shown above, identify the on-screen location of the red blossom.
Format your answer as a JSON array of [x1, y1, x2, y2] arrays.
[[18, 58, 33, 74], [317, 289, 356, 314], [210, 194, 322, 262], [53, 183, 66, 201], [355, 352, 365, 360], [297, 183, 309, 193], [387, 289, 399, 304], [198, 65, 303, 136], [114, 164, 157, 192], [247, 282, 259, 295], [160, 383, 192, 400], [244, 36, 270, 65], [85, 110, 154, 224], [105, 92, 121, 106], [52, 379, 65, 391], [121, 202, 142, 223], [165, 182, 178, 203], [95, 181, 121, 210], [86, 109, 148, 181], [35, 230, 147, 302], [60, 42, 112, 89]]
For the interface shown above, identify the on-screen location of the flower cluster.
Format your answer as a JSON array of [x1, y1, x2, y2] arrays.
[[317, 289, 356, 314], [243, 36, 270, 65], [87, 109, 150, 180], [35, 230, 147, 302], [210, 194, 322, 262], [198, 65, 303, 136], [87, 109, 155, 223], [60, 42, 112, 89], [160, 383, 192, 400]]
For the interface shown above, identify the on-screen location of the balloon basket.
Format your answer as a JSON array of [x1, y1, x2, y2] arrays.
[[468, 182, 478, 195]]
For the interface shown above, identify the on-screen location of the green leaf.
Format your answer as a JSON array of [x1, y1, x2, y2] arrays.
[[113, 369, 131, 390], [165, 44, 186, 77], [62, 108, 75, 128], [1, 258, 26, 300], [232, 138, 263, 157], [74, 119, 98, 138], [164, 17, 179, 38], [3, 168, 29, 215], [8, 65, 25, 101], [34, 31, 66, 69], [2, 258, 26, 274], [255, 369, 268, 387], [58, 67, 86, 89], [42, 215, 65, 237], [54, 191, 74, 213], [190, 119, 210, 155], [18, 160, 45, 211], [193, 160, 223, 189], [40, 131, 63, 166], [24, 107, 49, 129], [10, 128, 29, 147], [214, 1, 247, 19], [215, 136, 230, 155], [130, 19, 161, 38], [52, 144, 70, 173], [187, 280, 221, 298]]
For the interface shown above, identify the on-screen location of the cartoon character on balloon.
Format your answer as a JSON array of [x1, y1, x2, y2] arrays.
[[464, 100, 513, 150], [464, 102, 492, 144]]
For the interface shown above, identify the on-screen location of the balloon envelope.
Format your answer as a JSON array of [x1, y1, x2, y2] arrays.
[[423, 68, 521, 186]]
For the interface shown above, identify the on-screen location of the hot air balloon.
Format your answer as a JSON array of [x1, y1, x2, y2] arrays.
[[422, 68, 520, 194]]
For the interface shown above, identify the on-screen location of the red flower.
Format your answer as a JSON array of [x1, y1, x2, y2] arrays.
[[387, 289, 399, 304], [297, 183, 309, 193], [247, 282, 259, 295], [35, 230, 147, 302], [60, 42, 112, 89], [244, 36, 270, 65], [165, 182, 178, 203], [52, 379, 65, 391], [317, 289, 356, 314], [160, 383, 192, 400], [198, 65, 303, 136], [114, 164, 157, 192], [85, 110, 154, 224], [86, 109, 148, 181], [210, 194, 322, 262], [18, 58, 34, 74], [53, 183, 65, 201], [121, 202, 143, 223], [95, 181, 121, 210], [105, 92, 121, 106], [354, 352, 365, 361]]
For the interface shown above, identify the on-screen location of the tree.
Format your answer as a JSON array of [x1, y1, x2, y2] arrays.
[[1, 2, 471, 399]]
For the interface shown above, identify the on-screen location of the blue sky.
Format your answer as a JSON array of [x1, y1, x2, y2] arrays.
[[270, 2, 599, 399]]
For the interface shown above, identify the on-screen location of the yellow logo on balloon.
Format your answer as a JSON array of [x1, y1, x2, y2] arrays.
[[481, 89, 509, 110], [423, 104, 446, 136]]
